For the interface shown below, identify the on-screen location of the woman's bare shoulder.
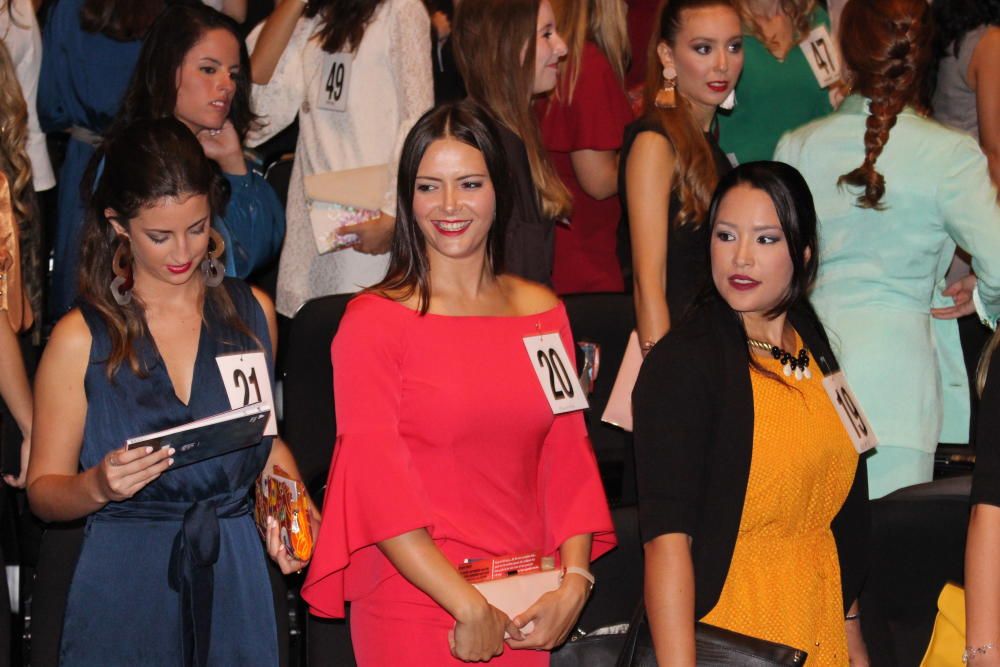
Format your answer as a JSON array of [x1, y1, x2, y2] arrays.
[[499, 275, 560, 316]]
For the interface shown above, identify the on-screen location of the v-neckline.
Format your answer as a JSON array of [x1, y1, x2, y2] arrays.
[[149, 319, 206, 409]]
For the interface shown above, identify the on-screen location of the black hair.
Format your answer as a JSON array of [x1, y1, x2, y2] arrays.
[[306, 0, 386, 54], [370, 99, 512, 314], [708, 160, 819, 320], [932, 0, 1000, 59], [107, 3, 256, 141]]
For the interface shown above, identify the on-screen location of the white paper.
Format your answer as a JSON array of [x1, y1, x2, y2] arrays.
[[317, 52, 352, 112], [215, 352, 278, 436], [800, 25, 841, 88], [523, 333, 589, 414]]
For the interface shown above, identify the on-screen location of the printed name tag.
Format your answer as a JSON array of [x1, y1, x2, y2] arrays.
[[800, 25, 840, 88], [317, 52, 352, 112], [523, 333, 589, 414], [215, 352, 278, 436], [822, 370, 877, 454]]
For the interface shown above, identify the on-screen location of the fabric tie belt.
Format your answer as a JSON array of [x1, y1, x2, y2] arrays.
[[95, 492, 251, 667]]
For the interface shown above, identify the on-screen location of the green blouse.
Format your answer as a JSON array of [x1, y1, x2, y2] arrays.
[[718, 8, 833, 164]]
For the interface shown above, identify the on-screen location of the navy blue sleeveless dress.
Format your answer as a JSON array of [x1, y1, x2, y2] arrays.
[[59, 279, 279, 667]]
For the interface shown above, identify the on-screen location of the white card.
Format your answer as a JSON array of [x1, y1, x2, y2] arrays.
[[215, 352, 278, 436], [822, 370, 877, 454], [800, 25, 840, 88], [523, 333, 589, 414], [317, 52, 352, 112]]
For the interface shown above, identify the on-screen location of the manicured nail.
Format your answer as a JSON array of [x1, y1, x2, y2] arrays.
[[168, 447, 176, 456], [146, 446, 153, 453], [167, 458, 174, 466]]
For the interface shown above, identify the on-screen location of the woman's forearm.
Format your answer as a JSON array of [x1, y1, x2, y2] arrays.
[[249, 0, 306, 85], [644, 533, 696, 667], [27, 467, 107, 522], [633, 278, 670, 351], [559, 533, 592, 572], [966, 504, 1000, 650], [378, 528, 488, 622]]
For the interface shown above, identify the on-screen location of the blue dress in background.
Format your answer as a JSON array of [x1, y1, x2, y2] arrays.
[[38, 0, 142, 318], [59, 279, 279, 666]]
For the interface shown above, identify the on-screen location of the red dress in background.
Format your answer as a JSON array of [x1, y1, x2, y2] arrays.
[[301, 293, 617, 666], [538, 41, 633, 295]]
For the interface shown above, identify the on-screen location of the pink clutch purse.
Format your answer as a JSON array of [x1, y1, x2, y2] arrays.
[[460, 553, 561, 634], [601, 331, 642, 432]]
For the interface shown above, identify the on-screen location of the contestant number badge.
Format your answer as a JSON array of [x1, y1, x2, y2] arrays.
[[800, 25, 841, 88], [822, 370, 877, 454], [318, 52, 352, 112], [523, 333, 589, 414], [215, 352, 278, 436]]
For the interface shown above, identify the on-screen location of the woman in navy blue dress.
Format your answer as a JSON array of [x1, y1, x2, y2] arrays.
[[26, 119, 309, 667]]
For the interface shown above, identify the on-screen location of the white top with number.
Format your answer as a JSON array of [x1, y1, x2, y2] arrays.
[[523, 333, 589, 414], [317, 52, 352, 112]]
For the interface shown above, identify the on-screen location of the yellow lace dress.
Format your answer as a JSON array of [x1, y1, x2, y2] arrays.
[[700, 341, 857, 666]]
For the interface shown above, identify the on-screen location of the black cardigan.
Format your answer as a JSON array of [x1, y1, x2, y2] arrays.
[[632, 296, 870, 618]]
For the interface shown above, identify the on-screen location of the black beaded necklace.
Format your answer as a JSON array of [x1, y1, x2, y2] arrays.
[[746, 338, 812, 380]]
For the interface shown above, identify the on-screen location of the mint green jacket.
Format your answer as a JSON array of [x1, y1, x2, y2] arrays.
[[775, 95, 1000, 458]]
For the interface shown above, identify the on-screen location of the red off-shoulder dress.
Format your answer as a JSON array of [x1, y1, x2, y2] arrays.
[[301, 293, 616, 665]]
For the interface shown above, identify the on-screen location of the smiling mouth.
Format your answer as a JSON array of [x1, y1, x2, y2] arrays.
[[432, 219, 472, 236]]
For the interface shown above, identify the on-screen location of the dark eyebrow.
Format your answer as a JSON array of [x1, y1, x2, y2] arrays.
[[198, 57, 223, 66], [146, 216, 209, 234]]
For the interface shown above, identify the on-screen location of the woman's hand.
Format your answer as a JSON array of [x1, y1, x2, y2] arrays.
[[265, 514, 312, 574], [450, 599, 521, 662], [94, 445, 174, 503], [2, 432, 31, 488], [338, 213, 396, 255], [932, 274, 978, 319], [196, 120, 247, 176], [505, 574, 590, 651]]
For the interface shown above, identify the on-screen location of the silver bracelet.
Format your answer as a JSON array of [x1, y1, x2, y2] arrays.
[[964, 642, 997, 663]]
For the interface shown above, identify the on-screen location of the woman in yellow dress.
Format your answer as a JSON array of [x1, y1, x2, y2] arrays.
[[633, 161, 870, 665]]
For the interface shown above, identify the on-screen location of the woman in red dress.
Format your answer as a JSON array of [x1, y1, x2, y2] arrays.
[[537, 0, 634, 294], [301, 100, 616, 664]]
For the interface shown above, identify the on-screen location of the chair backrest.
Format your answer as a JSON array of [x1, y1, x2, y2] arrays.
[[861, 475, 972, 667], [563, 293, 637, 505], [280, 293, 355, 498], [263, 154, 295, 209]]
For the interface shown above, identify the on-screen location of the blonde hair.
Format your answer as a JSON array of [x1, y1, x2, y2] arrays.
[[551, 0, 630, 104], [453, 0, 572, 219], [0, 40, 34, 230], [734, 0, 816, 49]]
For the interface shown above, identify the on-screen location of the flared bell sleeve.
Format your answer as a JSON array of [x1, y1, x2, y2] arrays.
[[537, 314, 617, 562], [301, 296, 435, 618]]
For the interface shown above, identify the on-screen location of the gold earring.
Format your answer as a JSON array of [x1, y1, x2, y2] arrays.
[[655, 66, 678, 109]]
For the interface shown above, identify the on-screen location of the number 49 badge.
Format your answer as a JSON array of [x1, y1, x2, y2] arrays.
[[215, 352, 278, 436], [522, 333, 589, 414]]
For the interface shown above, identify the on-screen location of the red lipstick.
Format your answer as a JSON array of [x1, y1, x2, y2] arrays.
[[167, 261, 193, 275], [728, 274, 759, 291]]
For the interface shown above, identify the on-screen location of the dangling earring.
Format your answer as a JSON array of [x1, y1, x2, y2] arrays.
[[655, 66, 678, 109], [109, 236, 134, 306], [201, 228, 225, 288]]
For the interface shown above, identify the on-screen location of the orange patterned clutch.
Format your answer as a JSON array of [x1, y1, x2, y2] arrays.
[[254, 465, 314, 561]]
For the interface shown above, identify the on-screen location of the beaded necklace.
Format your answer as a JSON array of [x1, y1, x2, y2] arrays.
[[747, 337, 812, 380]]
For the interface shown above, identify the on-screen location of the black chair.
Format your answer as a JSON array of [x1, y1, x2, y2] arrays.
[[278, 293, 357, 667], [563, 293, 637, 506], [860, 475, 971, 667]]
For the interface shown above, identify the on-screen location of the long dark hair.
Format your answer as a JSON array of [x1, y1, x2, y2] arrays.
[[306, 0, 385, 54], [79, 119, 251, 378], [708, 161, 819, 319], [932, 0, 1000, 59], [80, 0, 166, 41], [642, 0, 739, 228], [837, 0, 933, 210], [370, 100, 512, 314], [107, 3, 256, 143]]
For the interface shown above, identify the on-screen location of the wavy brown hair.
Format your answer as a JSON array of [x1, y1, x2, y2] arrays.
[[0, 40, 36, 233], [305, 0, 385, 54], [837, 0, 933, 210], [642, 0, 737, 228], [80, 0, 165, 41], [453, 0, 572, 219], [550, 0, 630, 103], [734, 0, 816, 50], [80, 119, 255, 378]]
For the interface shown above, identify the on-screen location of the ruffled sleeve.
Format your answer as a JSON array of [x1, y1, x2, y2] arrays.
[[301, 295, 435, 618], [538, 309, 617, 561]]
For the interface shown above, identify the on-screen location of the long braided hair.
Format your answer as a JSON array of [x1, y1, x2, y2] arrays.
[[837, 0, 933, 210]]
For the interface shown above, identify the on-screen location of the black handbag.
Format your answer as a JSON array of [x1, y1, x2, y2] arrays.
[[617, 600, 807, 666], [551, 623, 631, 667]]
